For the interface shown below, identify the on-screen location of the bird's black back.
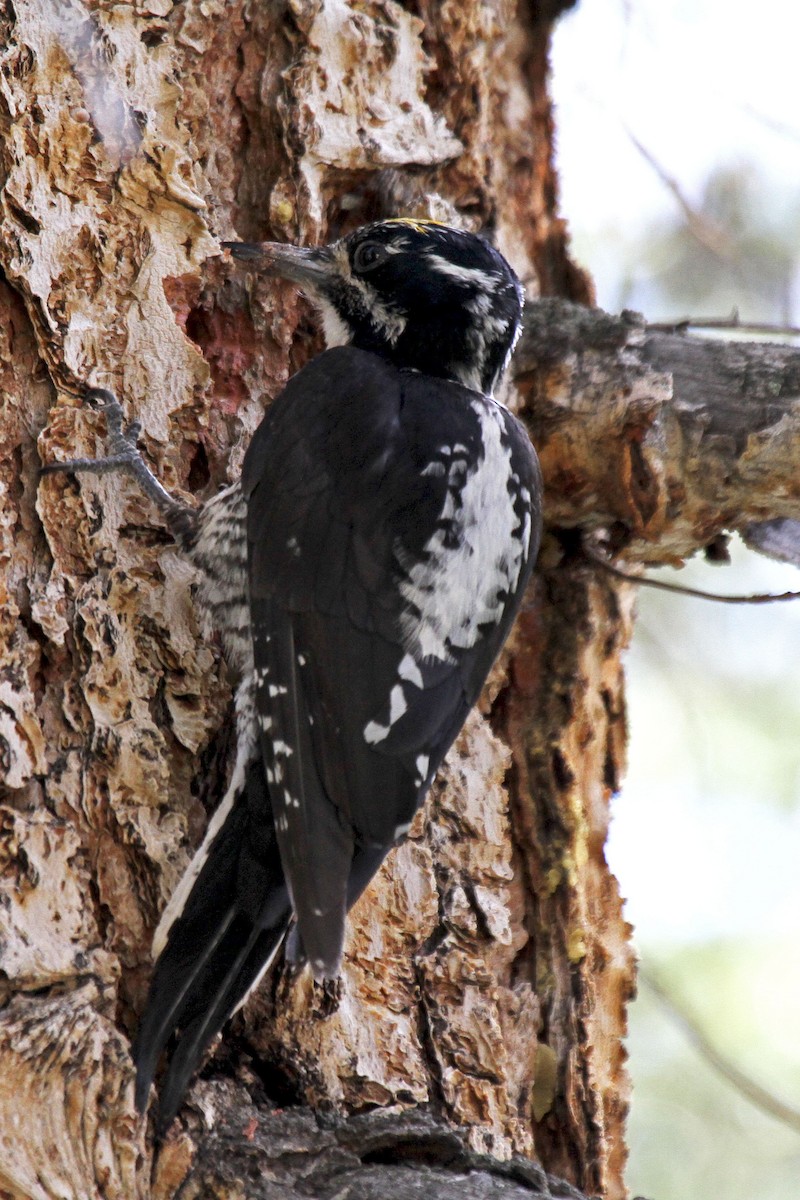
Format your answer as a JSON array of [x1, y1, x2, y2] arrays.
[[243, 346, 541, 976], [134, 344, 542, 1127]]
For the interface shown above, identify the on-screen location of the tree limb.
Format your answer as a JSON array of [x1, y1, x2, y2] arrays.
[[515, 300, 800, 565], [583, 544, 800, 604]]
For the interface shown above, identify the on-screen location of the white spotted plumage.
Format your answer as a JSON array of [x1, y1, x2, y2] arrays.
[[397, 398, 527, 662], [398, 653, 423, 687]]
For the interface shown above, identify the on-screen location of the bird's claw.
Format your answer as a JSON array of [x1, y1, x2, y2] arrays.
[[78, 384, 120, 412], [40, 383, 196, 545], [41, 385, 143, 478]]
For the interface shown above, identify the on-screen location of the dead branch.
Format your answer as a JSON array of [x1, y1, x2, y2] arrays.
[[648, 310, 800, 339], [515, 300, 800, 566]]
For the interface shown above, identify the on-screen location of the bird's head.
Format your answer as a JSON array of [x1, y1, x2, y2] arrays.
[[224, 219, 524, 396]]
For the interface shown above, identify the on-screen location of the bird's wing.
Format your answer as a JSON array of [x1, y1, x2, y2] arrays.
[[242, 345, 541, 976]]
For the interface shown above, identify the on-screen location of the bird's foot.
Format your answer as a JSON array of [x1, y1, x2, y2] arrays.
[[42, 386, 144, 473], [41, 385, 197, 545]]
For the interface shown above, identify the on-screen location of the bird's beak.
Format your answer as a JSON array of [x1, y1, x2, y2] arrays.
[[222, 241, 333, 290]]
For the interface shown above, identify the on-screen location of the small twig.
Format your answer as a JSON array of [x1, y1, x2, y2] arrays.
[[624, 134, 782, 311], [641, 969, 800, 1136], [740, 103, 800, 145], [625, 130, 731, 259], [584, 545, 800, 605], [648, 309, 800, 339]]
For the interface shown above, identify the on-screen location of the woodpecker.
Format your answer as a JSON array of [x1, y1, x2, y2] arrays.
[[44, 218, 542, 1129]]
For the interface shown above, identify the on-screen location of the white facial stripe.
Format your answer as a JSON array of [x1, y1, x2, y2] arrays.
[[425, 253, 500, 291], [317, 298, 353, 348], [467, 291, 510, 336], [348, 275, 407, 344], [316, 254, 407, 347]]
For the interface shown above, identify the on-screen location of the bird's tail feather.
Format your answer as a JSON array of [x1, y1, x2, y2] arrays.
[[133, 759, 291, 1127], [152, 918, 287, 1131]]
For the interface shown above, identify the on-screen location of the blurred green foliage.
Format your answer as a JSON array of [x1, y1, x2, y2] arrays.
[[628, 942, 800, 1200], [620, 545, 800, 1197]]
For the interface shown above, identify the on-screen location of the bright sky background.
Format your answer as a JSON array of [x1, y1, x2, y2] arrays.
[[550, 0, 800, 943], [552, 0, 800, 311]]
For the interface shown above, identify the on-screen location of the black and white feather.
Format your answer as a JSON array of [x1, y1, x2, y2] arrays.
[[124, 219, 543, 1128]]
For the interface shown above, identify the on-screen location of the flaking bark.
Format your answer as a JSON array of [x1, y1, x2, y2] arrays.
[[1, 3, 796, 1200]]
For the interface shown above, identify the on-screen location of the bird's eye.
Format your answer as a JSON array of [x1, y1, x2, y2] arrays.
[[352, 241, 388, 273]]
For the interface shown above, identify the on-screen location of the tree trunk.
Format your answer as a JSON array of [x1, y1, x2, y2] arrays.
[[2, 4, 797, 1200]]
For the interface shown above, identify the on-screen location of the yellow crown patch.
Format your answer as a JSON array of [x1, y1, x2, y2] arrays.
[[385, 217, 452, 234]]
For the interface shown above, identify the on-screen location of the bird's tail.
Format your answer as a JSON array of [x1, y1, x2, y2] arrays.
[[133, 758, 291, 1131]]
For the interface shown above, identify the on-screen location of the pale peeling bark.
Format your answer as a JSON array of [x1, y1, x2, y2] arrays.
[[1, 2, 789, 1200]]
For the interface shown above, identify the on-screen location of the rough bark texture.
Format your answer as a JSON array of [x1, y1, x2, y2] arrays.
[[1, 3, 795, 1200], [146, 1086, 594, 1200]]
